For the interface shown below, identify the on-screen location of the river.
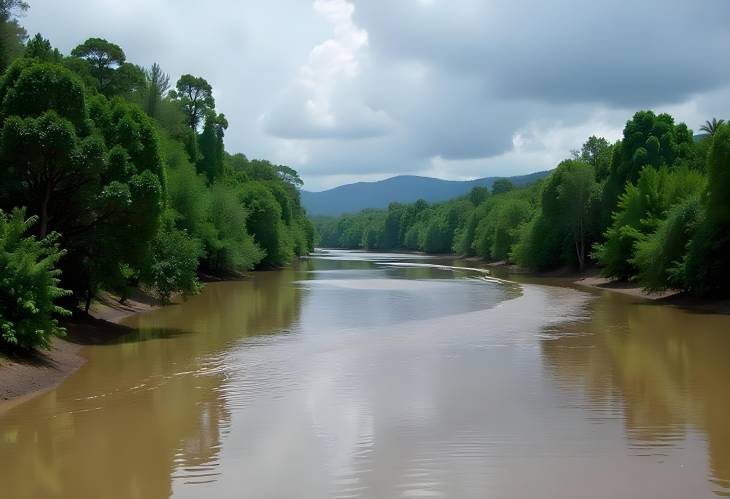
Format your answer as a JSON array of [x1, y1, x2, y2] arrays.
[[1, 249, 729, 498]]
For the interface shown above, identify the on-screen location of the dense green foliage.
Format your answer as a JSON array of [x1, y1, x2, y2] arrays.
[[0, 208, 69, 349], [0, 7, 313, 348], [681, 124, 730, 295], [317, 111, 728, 298]]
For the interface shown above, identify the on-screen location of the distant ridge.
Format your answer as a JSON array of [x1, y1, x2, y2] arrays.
[[303, 170, 551, 216]]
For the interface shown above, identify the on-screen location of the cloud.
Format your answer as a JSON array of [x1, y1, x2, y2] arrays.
[[21, 0, 730, 191], [261, 0, 395, 140], [353, 0, 730, 106]]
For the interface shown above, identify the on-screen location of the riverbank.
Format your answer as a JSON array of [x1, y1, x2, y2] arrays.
[[464, 257, 730, 314], [575, 275, 730, 312], [535, 270, 729, 314], [573, 275, 677, 300], [0, 290, 161, 406]]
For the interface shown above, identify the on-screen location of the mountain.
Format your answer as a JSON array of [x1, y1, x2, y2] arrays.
[[302, 171, 551, 216]]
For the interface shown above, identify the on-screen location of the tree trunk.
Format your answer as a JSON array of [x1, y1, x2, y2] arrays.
[[84, 284, 92, 315]]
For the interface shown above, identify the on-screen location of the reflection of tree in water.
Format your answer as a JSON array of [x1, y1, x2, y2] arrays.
[[539, 292, 730, 493], [0, 268, 302, 499]]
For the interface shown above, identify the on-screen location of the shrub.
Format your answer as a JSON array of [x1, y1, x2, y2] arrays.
[[632, 195, 703, 292], [142, 213, 204, 302], [0, 208, 70, 350]]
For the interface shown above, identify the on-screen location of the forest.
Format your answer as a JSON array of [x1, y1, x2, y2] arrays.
[[316, 113, 730, 298], [0, 1, 314, 349]]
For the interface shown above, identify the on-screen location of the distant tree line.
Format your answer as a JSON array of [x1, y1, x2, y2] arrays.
[[316, 111, 729, 297], [0, 3, 313, 349]]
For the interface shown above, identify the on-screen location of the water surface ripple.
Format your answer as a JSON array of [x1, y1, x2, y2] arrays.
[[1, 250, 729, 499]]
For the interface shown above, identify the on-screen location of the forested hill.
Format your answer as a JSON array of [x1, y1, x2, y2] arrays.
[[302, 171, 550, 216]]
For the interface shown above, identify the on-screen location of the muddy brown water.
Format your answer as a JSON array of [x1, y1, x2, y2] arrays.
[[1, 250, 729, 498]]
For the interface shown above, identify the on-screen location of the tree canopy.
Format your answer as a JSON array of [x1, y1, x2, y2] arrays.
[[0, 18, 314, 349], [172, 74, 214, 132]]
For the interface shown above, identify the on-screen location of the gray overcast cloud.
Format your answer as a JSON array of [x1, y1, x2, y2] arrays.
[[22, 0, 730, 190]]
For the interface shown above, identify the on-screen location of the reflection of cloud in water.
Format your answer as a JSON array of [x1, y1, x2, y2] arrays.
[[192, 285, 592, 499]]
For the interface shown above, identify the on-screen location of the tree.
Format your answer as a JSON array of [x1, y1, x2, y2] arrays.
[[594, 165, 705, 280], [206, 183, 263, 273], [556, 160, 597, 271], [361, 225, 378, 250], [108, 61, 146, 97], [603, 111, 694, 214], [197, 112, 228, 182], [0, 59, 87, 129], [71, 38, 126, 93], [492, 178, 514, 195], [490, 198, 532, 261], [454, 211, 477, 256], [0, 208, 70, 350], [699, 118, 725, 137], [142, 213, 203, 302], [512, 161, 598, 271], [0, 111, 102, 239], [24, 33, 61, 62], [422, 216, 449, 253], [143, 62, 170, 118], [275, 164, 304, 188], [682, 124, 730, 295], [239, 181, 288, 266], [469, 186, 489, 206], [0, 0, 27, 21], [172, 74, 214, 132], [580, 135, 612, 180], [0, 0, 27, 71], [381, 203, 404, 249], [474, 196, 531, 261], [632, 195, 703, 292]]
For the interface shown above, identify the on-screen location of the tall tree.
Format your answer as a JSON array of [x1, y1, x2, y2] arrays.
[[143, 62, 170, 118], [172, 74, 214, 132], [579, 135, 612, 180], [683, 124, 730, 295], [197, 112, 228, 182], [700, 118, 725, 137], [556, 160, 597, 271], [24, 33, 61, 62], [71, 38, 126, 93], [0, 0, 27, 71], [603, 111, 694, 214], [513, 161, 598, 271], [0, 111, 104, 239]]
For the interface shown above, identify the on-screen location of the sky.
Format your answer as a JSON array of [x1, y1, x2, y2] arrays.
[[21, 0, 730, 191]]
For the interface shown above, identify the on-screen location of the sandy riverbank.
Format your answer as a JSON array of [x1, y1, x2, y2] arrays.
[[573, 275, 678, 300], [475, 258, 730, 314], [574, 275, 730, 313], [0, 290, 161, 405]]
